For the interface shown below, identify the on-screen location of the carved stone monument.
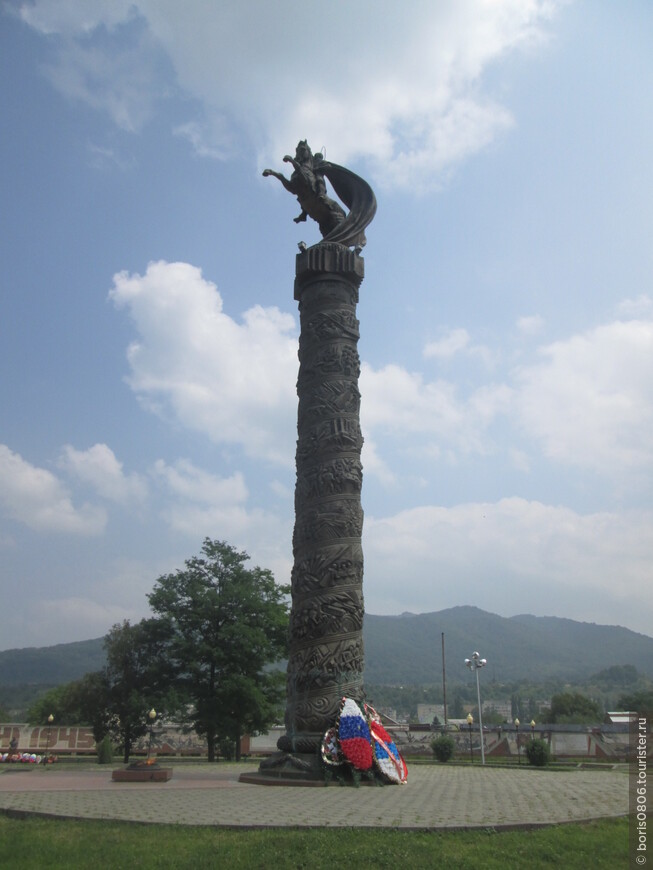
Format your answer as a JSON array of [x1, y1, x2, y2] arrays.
[[245, 142, 376, 782]]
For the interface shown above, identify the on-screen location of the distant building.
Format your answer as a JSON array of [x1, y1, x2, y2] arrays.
[[482, 700, 512, 721], [417, 703, 445, 725]]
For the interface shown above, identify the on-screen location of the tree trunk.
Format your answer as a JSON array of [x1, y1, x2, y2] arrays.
[[235, 726, 241, 761], [207, 732, 215, 762], [123, 728, 131, 764]]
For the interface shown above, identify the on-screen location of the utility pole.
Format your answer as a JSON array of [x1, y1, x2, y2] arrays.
[[441, 632, 448, 728]]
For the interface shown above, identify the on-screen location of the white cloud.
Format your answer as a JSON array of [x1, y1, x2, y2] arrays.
[[616, 295, 653, 319], [109, 260, 298, 464], [59, 443, 148, 504], [0, 445, 106, 535], [152, 458, 247, 506], [517, 314, 544, 335], [18, 0, 562, 188], [514, 319, 653, 474], [152, 457, 289, 552], [423, 328, 494, 367], [360, 362, 511, 457], [424, 328, 470, 359], [364, 498, 653, 629], [16, 0, 136, 35], [39, 14, 165, 132], [172, 120, 231, 160]]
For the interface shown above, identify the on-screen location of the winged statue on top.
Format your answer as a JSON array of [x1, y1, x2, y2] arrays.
[[263, 141, 376, 252]]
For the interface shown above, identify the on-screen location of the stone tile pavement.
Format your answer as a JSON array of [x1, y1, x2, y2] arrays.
[[0, 763, 629, 829]]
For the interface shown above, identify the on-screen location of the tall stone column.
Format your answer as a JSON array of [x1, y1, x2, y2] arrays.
[[277, 242, 366, 758], [245, 140, 376, 783]]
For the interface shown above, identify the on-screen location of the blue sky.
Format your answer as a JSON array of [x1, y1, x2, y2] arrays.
[[1, 0, 652, 652]]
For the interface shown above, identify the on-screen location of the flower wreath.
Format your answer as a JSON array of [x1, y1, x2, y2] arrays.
[[365, 703, 408, 784], [320, 726, 344, 767], [336, 697, 373, 771]]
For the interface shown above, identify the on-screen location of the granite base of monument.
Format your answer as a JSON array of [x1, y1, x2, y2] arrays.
[[112, 765, 173, 783], [239, 752, 325, 787], [238, 751, 380, 787]]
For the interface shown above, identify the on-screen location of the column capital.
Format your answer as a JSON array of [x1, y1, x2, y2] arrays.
[[295, 242, 364, 300]]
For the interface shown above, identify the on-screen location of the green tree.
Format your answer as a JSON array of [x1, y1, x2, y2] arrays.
[[592, 665, 639, 686], [147, 539, 289, 761], [549, 692, 603, 724], [28, 620, 177, 762], [102, 618, 179, 762], [617, 689, 653, 711], [27, 672, 111, 741]]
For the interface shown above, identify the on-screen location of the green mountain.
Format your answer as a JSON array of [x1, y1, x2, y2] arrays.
[[363, 606, 653, 684], [1, 607, 652, 698], [0, 638, 105, 687]]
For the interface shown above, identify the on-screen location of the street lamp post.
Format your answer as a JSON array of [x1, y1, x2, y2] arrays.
[[466, 712, 474, 764], [530, 719, 536, 741], [147, 709, 157, 760], [44, 714, 54, 767], [515, 718, 521, 765], [465, 651, 487, 765]]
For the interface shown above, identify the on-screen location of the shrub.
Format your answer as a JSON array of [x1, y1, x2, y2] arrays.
[[96, 735, 114, 765], [431, 734, 455, 763], [525, 738, 550, 767]]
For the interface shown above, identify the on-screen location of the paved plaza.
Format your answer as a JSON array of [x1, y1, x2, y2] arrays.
[[0, 762, 629, 829]]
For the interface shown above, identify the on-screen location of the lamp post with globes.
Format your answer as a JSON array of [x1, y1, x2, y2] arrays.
[[147, 709, 157, 761], [466, 712, 474, 764], [515, 718, 521, 765], [530, 719, 536, 741], [44, 714, 54, 767], [464, 651, 487, 765]]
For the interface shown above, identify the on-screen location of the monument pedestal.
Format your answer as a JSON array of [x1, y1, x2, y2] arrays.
[[111, 766, 173, 782]]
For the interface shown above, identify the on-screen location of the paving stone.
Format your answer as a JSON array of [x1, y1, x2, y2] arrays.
[[0, 764, 629, 829]]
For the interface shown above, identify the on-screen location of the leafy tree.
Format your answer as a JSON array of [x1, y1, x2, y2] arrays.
[[27, 672, 111, 741], [147, 539, 289, 761], [617, 689, 653, 712], [483, 709, 506, 725], [102, 618, 179, 762], [591, 665, 639, 686], [27, 621, 177, 762], [549, 692, 603, 724]]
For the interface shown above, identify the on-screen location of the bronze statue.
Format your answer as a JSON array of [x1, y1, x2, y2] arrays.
[[263, 141, 376, 251]]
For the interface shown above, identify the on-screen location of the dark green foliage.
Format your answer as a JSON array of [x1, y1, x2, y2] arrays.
[[431, 734, 455, 762], [549, 692, 603, 723], [218, 737, 235, 760], [27, 672, 111, 741], [99, 618, 180, 763], [591, 664, 639, 686], [0, 638, 106, 687], [27, 620, 180, 763], [525, 737, 550, 766], [96, 735, 113, 764], [147, 538, 290, 762], [617, 688, 653, 711]]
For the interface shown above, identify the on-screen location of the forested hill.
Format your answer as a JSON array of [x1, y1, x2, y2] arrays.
[[364, 606, 653, 684], [0, 638, 105, 687], [2, 606, 653, 690]]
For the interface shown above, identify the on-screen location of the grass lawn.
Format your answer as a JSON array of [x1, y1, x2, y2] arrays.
[[0, 815, 628, 869]]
